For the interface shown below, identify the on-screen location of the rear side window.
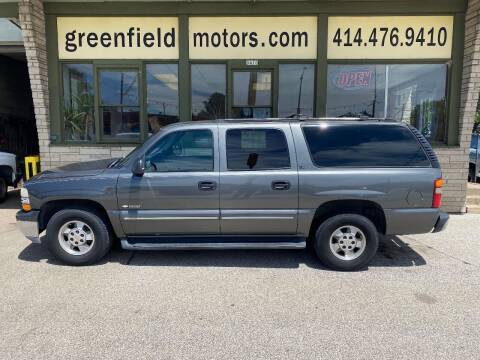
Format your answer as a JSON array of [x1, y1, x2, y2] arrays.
[[302, 124, 431, 167], [226, 129, 290, 170]]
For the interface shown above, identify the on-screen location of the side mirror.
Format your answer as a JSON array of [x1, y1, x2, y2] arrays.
[[132, 157, 145, 176]]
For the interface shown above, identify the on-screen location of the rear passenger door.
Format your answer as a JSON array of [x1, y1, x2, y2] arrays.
[[219, 124, 299, 234]]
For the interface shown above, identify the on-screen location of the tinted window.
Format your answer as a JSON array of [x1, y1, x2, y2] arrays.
[[226, 129, 290, 170], [145, 130, 213, 172], [303, 124, 430, 167], [471, 135, 478, 150]]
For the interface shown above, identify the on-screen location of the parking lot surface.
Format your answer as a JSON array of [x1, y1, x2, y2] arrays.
[[1, 189, 479, 359]]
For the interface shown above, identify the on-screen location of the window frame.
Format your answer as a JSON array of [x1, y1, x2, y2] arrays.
[[144, 128, 215, 173], [97, 65, 142, 143], [225, 127, 292, 171], [58, 60, 182, 144]]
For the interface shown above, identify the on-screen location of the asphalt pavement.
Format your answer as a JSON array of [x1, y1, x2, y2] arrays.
[[1, 189, 479, 359]]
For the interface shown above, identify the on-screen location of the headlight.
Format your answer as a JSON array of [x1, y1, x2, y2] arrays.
[[20, 188, 31, 212]]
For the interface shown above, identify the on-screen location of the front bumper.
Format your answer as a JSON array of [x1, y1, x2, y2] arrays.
[[16, 210, 41, 243], [432, 211, 449, 233]]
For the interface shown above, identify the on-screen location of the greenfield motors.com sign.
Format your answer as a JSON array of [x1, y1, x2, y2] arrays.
[[57, 16, 317, 60], [57, 16, 452, 60]]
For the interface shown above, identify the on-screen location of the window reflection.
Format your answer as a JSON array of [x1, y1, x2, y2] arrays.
[[232, 71, 272, 119], [231, 107, 271, 119], [99, 70, 140, 139], [100, 71, 138, 106], [62, 64, 95, 141], [278, 64, 315, 117], [233, 71, 271, 106], [146, 64, 179, 134], [326, 64, 447, 143], [327, 65, 386, 118], [191, 64, 226, 121]]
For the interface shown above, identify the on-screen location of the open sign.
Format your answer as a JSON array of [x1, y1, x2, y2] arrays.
[[334, 69, 374, 90]]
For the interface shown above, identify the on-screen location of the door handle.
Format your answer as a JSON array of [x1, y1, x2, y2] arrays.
[[198, 181, 217, 191], [271, 181, 290, 190]]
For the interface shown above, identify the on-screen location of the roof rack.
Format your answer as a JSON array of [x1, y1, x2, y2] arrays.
[[218, 117, 396, 123]]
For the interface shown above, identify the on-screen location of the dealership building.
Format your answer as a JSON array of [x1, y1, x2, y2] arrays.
[[0, 0, 478, 212]]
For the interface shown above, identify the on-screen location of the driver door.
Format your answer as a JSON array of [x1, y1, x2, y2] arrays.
[[117, 125, 220, 235]]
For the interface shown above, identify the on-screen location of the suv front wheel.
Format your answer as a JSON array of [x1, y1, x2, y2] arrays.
[[45, 209, 112, 265], [313, 214, 379, 271]]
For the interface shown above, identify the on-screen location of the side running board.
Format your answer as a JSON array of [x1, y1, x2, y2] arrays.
[[120, 236, 306, 250]]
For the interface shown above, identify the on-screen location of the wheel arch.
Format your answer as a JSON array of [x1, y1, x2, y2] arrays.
[[39, 199, 115, 237], [308, 199, 386, 239]]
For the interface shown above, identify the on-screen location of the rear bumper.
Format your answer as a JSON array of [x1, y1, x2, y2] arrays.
[[432, 211, 449, 233], [385, 208, 449, 235], [16, 210, 41, 243]]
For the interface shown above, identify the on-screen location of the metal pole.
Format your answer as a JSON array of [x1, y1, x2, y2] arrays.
[[297, 67, 306, 115], [384, 65, 389, 119]]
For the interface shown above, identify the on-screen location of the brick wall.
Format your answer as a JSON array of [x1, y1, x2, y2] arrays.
[[18, 0, 50, 169], [46, 145, 134, 168], [435, 0, 480, 213]]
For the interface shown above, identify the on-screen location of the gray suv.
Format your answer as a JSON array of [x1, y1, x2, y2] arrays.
[[16, 119, 448, 271]]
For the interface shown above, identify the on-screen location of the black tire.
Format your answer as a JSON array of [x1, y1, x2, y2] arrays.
[[0, 178, 6, 203], [313, 214, 379, 271], [45, 208, 112, 265], [468, 166, 475, 183]]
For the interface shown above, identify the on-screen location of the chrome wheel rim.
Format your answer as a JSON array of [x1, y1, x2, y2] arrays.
[[58, 220, 95, 256], [329, 225, 366, 261]]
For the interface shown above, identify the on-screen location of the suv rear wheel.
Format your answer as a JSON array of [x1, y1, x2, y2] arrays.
[[313, 214, 379, 271], [45, 209, 112, 265], [0, 178, 6, 203]]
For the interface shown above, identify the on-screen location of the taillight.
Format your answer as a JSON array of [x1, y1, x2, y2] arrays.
[[432, 178, 443, 208], [20, 188, 31, 212]]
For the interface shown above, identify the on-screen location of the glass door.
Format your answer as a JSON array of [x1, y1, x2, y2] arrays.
[[231, 70, 272, 119]]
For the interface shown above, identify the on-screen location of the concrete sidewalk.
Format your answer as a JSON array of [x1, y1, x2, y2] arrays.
[[1, 188, 480, 359]]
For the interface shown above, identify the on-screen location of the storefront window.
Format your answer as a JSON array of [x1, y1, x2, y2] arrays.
[[326, 64, 447, 143], [191, 64, 226, 121], [232, 71, 272, 119], [146, 64, 179, 134], [62, 64, 95, 141], [278, 64, 315, 118], [100, 70, 140, 140]]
